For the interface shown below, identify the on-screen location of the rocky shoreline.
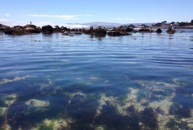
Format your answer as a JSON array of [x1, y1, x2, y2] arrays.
[[0, 23, 181, 36]]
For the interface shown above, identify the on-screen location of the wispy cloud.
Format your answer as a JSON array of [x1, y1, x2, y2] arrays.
[[0, 19, 25, 26], [32, 21, 56, 27], [0, 18, 10, 22], [4, 13, 10, 17], [26, 14, 96, 20]]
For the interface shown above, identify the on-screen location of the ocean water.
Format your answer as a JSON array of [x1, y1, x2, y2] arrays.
[[0, 30, 193, 130]]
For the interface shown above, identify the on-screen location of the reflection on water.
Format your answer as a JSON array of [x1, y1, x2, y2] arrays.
[[0, 31, 193, 129]]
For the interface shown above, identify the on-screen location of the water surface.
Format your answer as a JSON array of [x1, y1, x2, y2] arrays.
[[0, 31, 193, 130]]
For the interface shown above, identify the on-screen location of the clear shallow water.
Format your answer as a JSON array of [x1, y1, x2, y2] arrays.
[[0, 31, 193, 130]]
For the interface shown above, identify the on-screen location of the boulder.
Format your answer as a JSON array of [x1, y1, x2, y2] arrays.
[[126, 27, 134, 32], [42, 25, 53, 34], [107, 28, 129, 36], [61, 26, 70, 31], [54, 25, 64, 33], [83, 26, 94, 34], [156, 28, 162, 33], [167, 28, 176, 34], [107, 31, 122, 36], [4, 27, 26, 35], [94, 27, 107, 36], [83, 26, 107, 36], [24, 24, 41, 33], [0, 24, 9, 32], [4, 28, 13, 35], [139, 28, 153, 32]]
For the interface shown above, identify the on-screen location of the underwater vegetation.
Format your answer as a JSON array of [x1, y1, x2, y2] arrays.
[[0, 76, 193, 130]]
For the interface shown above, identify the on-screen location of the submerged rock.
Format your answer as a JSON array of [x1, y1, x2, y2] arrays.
[[156, 28, 162, 33], [42, 25, 53, 34], [167, 28, 176, 34]]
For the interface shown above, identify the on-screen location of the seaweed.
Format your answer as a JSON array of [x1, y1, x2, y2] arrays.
[[67, 96, 98, 130], [94, 103, 140, 130], [140, 107, 158, 130], [38, 121, 54, 130], [166, 119, 190, 129], [169, 103, 191, 118], [0, 99, 7, 107]]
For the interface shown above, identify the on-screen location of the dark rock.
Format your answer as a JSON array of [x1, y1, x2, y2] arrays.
[[94, 26, 107, 36], [167, 27, 176, 34], [61, 26, 70, 31], [126, 27, 134, 32], [107, 31, 122, 36], [107, 31, 129, 36], [139, 28, 153, 32], [4, 27, 26, 35], [42, 25, 53, 34], [54, 25, 63, 33], [4, 28, 14, 35], [108, 27, 130, 36], [24, 24, 40, 33], [83, 26, 94, 34], [156, 28, 162, 33], [0, 24, 7, 31], [83, 26, 106, 36]]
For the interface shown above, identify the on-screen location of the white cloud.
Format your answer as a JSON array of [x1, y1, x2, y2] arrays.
[[0, 18, 10, 22], [0, 19, 25, 26], [4, 13, 10, 17], [32, 21, 56, 27], [26, 14, 96, 20]]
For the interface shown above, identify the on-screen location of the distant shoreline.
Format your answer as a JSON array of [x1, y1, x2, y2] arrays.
[[0, 22, 192, 36]]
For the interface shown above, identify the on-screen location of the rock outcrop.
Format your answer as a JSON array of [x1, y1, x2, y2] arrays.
[[4, 26, 26, 35], [24, 24, 41, 33], [167, 28, 176, 34], [42, 25, 54, 34], [83, 26, 106, 36], [107, 27, 129, 36], [156, 28, 162, 33]]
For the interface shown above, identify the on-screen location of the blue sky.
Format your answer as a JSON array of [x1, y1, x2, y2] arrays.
[[0, 0, 193, 26]]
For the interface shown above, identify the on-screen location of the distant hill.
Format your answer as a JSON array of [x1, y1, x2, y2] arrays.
[[82, 22, 122, 28], [67, 22, 121, 28], [66, 22, 155, 28]]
